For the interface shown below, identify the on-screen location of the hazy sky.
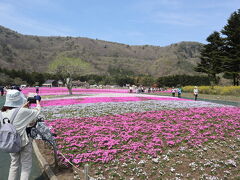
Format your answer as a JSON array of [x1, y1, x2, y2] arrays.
[[0, 0, 239, 46]]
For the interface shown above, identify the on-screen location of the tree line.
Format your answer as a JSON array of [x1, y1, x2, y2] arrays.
[[156, 75, 210, 87], [0, 67, 210, 88], [0, 68, 51, 86], [195, 9, 240, 86]]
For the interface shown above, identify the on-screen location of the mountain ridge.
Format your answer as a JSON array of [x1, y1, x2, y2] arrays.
[[0, 25, 203, 77]]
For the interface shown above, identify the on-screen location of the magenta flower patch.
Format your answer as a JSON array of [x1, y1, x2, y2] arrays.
[[45, 107, 240, 165], [22, 87, 130, 95]]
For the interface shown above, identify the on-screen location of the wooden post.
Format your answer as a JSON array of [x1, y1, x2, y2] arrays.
[[53, 147, 58, 167], [84, 164, 89, 180]]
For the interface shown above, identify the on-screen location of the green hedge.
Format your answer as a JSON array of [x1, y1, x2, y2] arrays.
[[182, 86, 240, 96], [157, 75, 210, 87]]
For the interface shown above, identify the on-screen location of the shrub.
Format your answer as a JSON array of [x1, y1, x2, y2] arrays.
[[157, 75, 210, 87], [182, 86, 240, 96]]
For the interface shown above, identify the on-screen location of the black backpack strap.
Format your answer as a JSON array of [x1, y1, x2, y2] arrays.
[[0, 111, 3, 127], [10, 107, 21, 124]]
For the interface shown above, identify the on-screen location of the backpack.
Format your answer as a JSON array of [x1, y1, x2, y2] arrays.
[[0, 108, 22, 153]]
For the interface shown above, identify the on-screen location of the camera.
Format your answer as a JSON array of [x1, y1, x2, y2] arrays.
[[27, 95, 41, 104], [27, 97, 37, 103]]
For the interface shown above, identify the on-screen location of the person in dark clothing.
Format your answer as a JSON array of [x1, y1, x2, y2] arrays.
[[0, 86, 4, 96], [13, 86, 22, 91], [177, 87, 182, 98], [36, 87, 39, 94], [16, 86, 21, 91], [171, 87, 176, 97], [11, 85, 21, 91]]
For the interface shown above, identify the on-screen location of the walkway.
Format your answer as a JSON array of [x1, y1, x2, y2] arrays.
[[180, 96, 239, 107], [0, 151, 46, 180]]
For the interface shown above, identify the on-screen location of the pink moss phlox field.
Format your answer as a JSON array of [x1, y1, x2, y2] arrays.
[[21, 87, 170, 96], [39, 96, 192, 106], [45, 107, 240, 165], [22, 87, 129, 95]]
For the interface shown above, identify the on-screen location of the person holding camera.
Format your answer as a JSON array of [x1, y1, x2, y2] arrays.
[[0, 90, 41, 180]]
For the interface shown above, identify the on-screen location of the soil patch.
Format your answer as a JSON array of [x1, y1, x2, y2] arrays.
[[36, 140, 77, 180]]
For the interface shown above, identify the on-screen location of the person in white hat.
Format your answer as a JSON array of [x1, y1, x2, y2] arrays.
[[0, 90, 41, 180]]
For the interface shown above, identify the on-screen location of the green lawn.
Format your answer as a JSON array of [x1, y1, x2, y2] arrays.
[[151, 92, 240, 106]]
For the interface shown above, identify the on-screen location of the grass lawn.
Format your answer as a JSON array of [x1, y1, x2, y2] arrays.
[[151, 92, 240, 106]]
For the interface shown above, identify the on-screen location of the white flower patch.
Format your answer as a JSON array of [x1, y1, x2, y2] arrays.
[[225, 159, 237, 167], [42, 99, 231, 120]]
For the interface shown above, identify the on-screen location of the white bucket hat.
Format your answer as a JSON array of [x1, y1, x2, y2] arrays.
[[4, 90, 27, 108]]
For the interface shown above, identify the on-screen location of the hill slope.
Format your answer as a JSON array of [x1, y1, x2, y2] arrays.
[[0, 25, 203, 77]]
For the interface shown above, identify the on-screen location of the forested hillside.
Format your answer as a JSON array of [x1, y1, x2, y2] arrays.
[[0, 25, 203, 77]]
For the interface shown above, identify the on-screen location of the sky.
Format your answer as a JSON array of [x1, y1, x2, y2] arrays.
[[0, 0, 239, 46]]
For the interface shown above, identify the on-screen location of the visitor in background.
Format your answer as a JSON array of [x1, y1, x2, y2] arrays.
[[11, 85, 21, 91], [172, 87, 176, 97], [36, 86, 39, 94], [177, 87, 182, 98], [0, 90, 41, 180], [129, 86, 133, 93], [148, 87, 151, 93], [193, 86, 199, 101], [0, 86, 4, 96]]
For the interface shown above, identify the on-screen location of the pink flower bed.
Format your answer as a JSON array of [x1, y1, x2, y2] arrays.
[[46, 107, 240, 165], [22, 87, 171, 96], [38, 96, 192, 107], [22, 87, 129, 95]]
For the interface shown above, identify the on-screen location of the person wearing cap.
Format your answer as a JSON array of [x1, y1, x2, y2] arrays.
[[0, 90, 41, 180], [193, 86, 199, 101]]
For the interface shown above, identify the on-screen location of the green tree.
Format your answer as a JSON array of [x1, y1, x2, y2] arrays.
[[157, 75, 210, 87], [18, 69, 28, 82], [31, 72, 46, 86], [195, 31, 223, 85], [0, 73, 13, 86], [137, 75, 155, 87], [221, 9, 240, 86], [49, 56, 94, 94], [115, 76, 134, 86], [13, 77, 27, 86]]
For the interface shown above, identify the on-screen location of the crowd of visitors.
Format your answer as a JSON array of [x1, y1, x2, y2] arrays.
[[128, 85, 199, 100], [129, 86, 164, 94], [171, 87, 182, 98], [0, 85, 23, 96]]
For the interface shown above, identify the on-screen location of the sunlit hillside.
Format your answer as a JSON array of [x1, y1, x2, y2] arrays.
[[0, 25, 203, 77]]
